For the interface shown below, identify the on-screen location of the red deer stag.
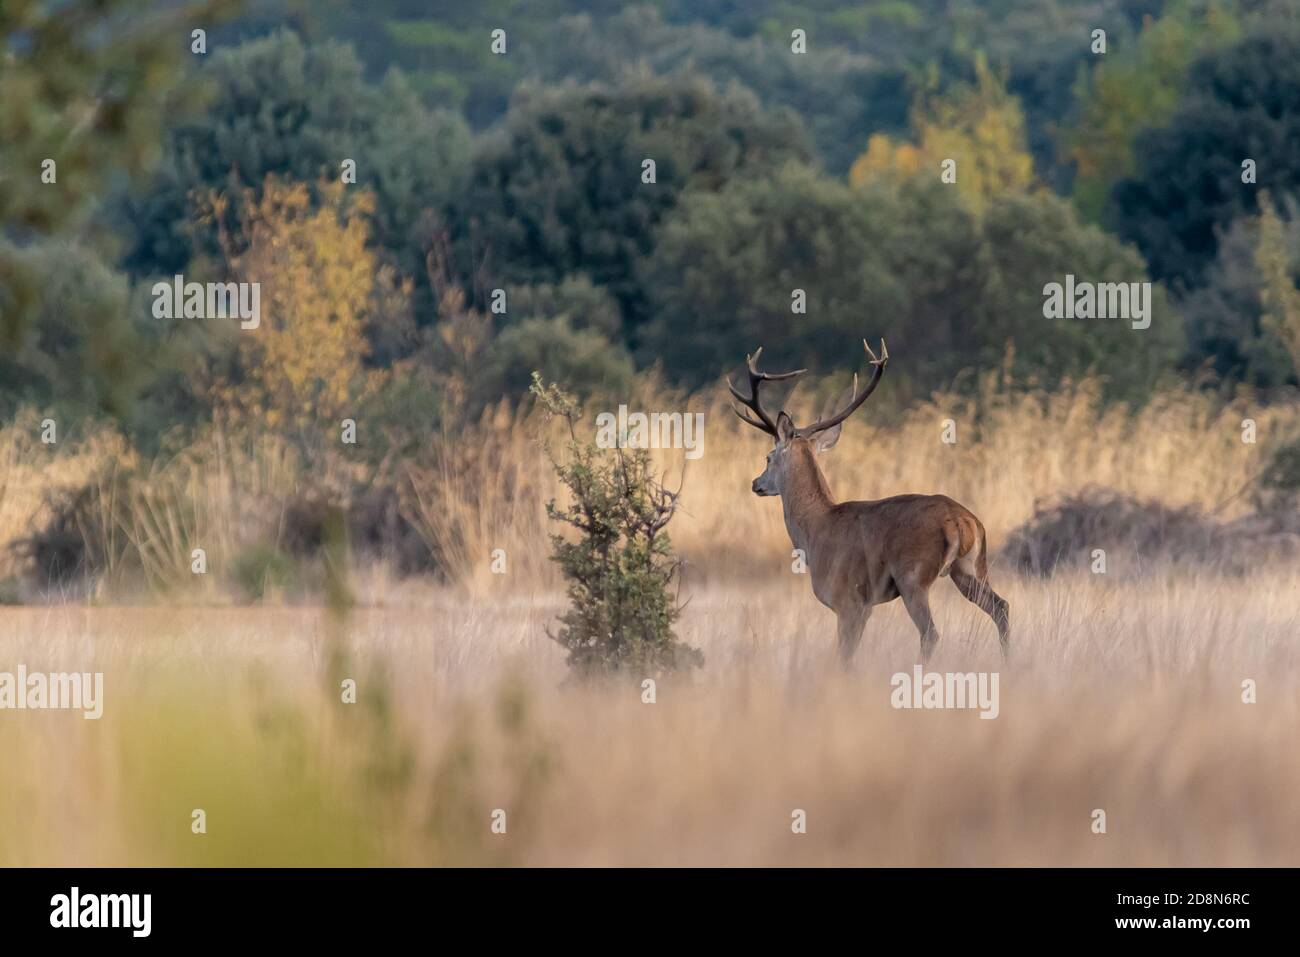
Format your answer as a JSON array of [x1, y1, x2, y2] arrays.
[[730, 341, 1010, 665]]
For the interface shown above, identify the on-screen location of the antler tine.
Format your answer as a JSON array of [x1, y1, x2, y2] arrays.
[[863, 337, 889, 367], [798, 337, 889, 437], [730, 403, 770, 431], [728, 347, 805, 437], [748, 347, 805, 382]]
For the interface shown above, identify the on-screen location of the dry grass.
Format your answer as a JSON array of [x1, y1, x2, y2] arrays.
[[0, 416, 354, 593], [402, 374, 1298, 592], [1, 378, 1297, 866], [1, 561, 1298, 866], [3, 376, 1292, 594]]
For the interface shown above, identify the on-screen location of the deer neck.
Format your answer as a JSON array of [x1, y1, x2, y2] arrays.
[[780, 442, 836, 552]]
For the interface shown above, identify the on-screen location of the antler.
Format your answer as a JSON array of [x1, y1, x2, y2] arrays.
[[728, 347, 805, 437], [796, 339, 889, 437]]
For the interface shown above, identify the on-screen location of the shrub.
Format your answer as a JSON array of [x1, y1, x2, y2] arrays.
[[529, 374, 702, 679], [0, 577, 22, 605], [1255, 437, 1300, 514], [0, 240, 146, 422], [348, 483, 434, 576], [232, 543, 296, 602], [1000, 488, 1216, 576], [13, 471, 130, 588], [1000, 486, 1300, 577], [481, 318, 635, 409]]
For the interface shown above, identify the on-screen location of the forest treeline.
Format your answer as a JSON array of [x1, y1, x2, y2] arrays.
[[4, 0, 1300, 449]]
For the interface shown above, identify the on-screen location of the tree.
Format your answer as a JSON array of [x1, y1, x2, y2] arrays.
[[640, 164, 917, 390], [113, 29, 470, 286], [205, 178, 386, 434], [1113, 27, 1300, 288], [1179, 197, 1300, 388], [516, 6, 908, 174], [1, 0, 234, 346], [642, 163, 1179, 401], [456, 74, 810, 329], [849, 55, 1035, 214], [1064, 2, 1240, 223], [529, 374, 702, 680], [978, 192, 1183, 401], [1256, 193, 1300, 377]]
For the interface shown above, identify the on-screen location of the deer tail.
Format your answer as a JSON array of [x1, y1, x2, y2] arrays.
[[939, 515, 982, 579], [938, 519, 963, 578]]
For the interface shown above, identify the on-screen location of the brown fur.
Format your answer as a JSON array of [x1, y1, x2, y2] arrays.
[[754, 435, 1010, 665], [734, 340, 1009, 664]]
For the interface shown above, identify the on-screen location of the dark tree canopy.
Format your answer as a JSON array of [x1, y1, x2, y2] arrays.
[[1112, 27, 1300, 289], [114, 28, 471, 280], [641, 166, 1181, 401], [455, 74, 812, 329]]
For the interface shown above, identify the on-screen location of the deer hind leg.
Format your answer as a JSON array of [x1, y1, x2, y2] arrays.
[[898, 584, 939, 664], [951, 569, 1011, 659], [835, 604, 870, 668]]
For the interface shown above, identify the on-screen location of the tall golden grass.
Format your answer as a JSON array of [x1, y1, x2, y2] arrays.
[[2, 376, 1290, 595], [1, 378, 1297, 866], [1, 562, 1297, 866], [403, 374, 1289, 590]]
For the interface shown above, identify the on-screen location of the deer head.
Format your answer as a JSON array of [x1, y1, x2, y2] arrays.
[[729, 340, 888, 497]]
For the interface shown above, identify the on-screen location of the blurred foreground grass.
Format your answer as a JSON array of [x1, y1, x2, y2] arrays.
[[1, 562, 1297, 866]]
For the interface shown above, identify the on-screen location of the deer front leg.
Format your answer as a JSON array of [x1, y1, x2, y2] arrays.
[[835, 605, 870, 668]]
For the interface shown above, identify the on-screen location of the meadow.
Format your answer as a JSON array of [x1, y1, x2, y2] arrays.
[[1, 377, 1297, 866]]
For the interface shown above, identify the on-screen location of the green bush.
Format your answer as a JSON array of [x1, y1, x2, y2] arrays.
[[480, 317, 635, 409], [1255, 436, 1300, 514], [232, 543, 297, 602], [529, 374, 702, 680], [0, 241, 147, 421]]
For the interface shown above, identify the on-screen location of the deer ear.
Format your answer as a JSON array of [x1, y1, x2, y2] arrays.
[[814, 422, 842, 451], [776, 411, 796, 442]]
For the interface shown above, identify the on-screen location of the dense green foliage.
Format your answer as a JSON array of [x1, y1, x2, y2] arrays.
[[0, 240, 144, 419], [1113, 26, 1300, 289], [456, 75, 810, 327], [530, 376, 702, 679], [113, 29, 471, 282], [6, 0, 1300, 431], [1, 0, 234, 348], [642, 168, 1180, 401]]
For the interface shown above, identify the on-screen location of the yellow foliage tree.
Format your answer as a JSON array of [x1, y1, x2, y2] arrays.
[[207, 178, 387, 432], [849, 56, 1034, 212], [848, 133, 925, 186], [1065, 3, 1239, 222], [1256, 192, 1300, 375]]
